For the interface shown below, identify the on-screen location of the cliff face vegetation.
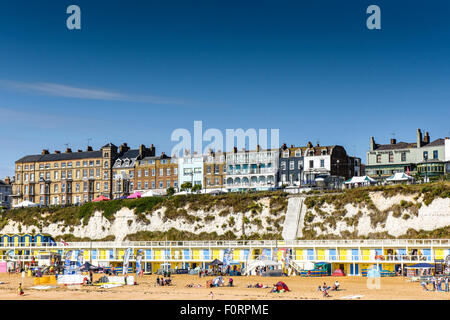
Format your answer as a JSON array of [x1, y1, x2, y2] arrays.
[[0, 192, 288, 241], [300, 182, 450, 240]]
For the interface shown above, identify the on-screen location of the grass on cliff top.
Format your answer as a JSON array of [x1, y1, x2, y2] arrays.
[[0, 191, 288, 229]]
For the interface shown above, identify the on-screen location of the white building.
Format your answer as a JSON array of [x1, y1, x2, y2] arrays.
[[445, 137, 450, 173], [178, 153, 204, 190], [225, 146, 279, 192]]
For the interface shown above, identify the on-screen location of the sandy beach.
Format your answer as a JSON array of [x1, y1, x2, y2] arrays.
[[0, 273, 448, 300]]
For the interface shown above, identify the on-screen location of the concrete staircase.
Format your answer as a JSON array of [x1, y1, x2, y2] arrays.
[[281, 197, 304, 241]]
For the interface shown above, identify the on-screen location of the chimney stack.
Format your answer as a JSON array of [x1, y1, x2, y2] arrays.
[[149, 144, 156, 156], [65, 148, 72, 153], [4, 176, 10, 185], [281, 143, 287, 150], [370, 137, 375, 151], [390, 138, 396, 145], [41, 149, 49, 155], [233, 147, 237, 153], [119, 143, 130, 155], [139, 144, 146, 157], [86, 146, 93, 152], [256, 145, 261, 152], [54, 150, 61, 154], [416, 129, 423, 148], [423, 131, 430, 144], [77, 149, 83, 153]]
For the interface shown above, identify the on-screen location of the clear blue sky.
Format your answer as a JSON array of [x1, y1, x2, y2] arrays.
[[1, 0, 449, 178]]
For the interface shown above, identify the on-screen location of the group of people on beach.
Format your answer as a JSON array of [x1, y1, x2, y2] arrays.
[[156, 276, 172, 286], [318, 281, 340, 297], [421, 276, 449, 292]]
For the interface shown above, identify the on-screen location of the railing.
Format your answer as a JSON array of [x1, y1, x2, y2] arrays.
[[1, 239, 450, 250], [0, 253, 440, 264]]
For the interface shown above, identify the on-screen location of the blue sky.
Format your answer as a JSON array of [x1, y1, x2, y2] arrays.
[[1, 0, 449, 178]]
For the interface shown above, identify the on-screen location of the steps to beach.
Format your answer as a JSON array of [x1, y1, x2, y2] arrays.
[[281, 197, 304, 241]]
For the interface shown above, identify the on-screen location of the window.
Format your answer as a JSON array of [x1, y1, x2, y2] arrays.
[[144, 170, 148, 177], [166, 168, 171, 176], [166, 181, 171, 188], [96, 183, 100, 191], [295, 150, 301, 157], [152, 169, 155, 176], [320, 159, 325, 167], [83, 182, 88, 192], [103, 171, 108, 179], [104, 182, 108, 191], [104, 161, 108, 168], [433, 150, 438, 159], [137, 182, 141, 190], [289, 161, 294, 170], [159, 181, 163, 188], [401, 152, 406, 162], [144, 181, 149, 189], [159, 168, 164, 176], [137, 170, 142, 178], [309, 160, 314, 168], [376, 154, 381, 163], [83, 169, 87, 178], [96, 168, 100, 177], [89, 161, 94, 166], [389, 152, 394, 163], [104, 152, 109, 158], [83, 161, 88, 167], [423, 151, 428, 160], [151, 181, 155, 189], [54, 171, 59, 180], [280, 162, 286, 170], [61, 163, 66, 168], [207, 166, 211, 174], [96, 160, 101, 166]]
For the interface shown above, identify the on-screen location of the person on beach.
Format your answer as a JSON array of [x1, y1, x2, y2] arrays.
[[18, 283, 24, 296]]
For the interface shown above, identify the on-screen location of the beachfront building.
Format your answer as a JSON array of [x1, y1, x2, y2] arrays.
[[134, 152, 178, 194], [203, 150, 227, 191], [278, 144, 304, 188], [302, 142, 360, 187], [112, 143, 156, 198], [1, 238, 449, 276], [366, 129, 447, 180], [178, 152, 204, 190], [0, 177, 12, 209], [11, 144, 118, 206], [225, 146, 279, 192]]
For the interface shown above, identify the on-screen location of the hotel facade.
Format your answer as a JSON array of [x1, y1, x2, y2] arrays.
[[366, 129, 448, 179]]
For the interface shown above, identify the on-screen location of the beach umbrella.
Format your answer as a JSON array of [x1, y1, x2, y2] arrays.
[[92, 196, 110, 202], [127, 192, 142, 199]]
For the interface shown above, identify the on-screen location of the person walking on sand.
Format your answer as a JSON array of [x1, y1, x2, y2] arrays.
[[18, 283, 24, 296], [209, 291, 214, 300]]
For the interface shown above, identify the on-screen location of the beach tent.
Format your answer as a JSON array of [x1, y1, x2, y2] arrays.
[[80, 262, 101, 272], [385, 172, 415, 183], [92, 196, 110, 202], [332, 269, 345, 276], [209, 259, 223, 266], [405, 263, 435, 277], [344, 176, 377, 188], [275, 281, 290, 292], [13, 200, 38, 208], [127, 192, 142, 199]]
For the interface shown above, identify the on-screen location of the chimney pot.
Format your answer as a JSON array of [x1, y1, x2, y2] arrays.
[[86, 146, 93, 152], [390, 139, 396, 145], [41, 149, 49, 155], [65, 148, 72, 153], [77, 149, 82, 153], [54, 150, 60, 154]]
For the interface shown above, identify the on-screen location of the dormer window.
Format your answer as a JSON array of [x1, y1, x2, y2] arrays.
[[322, 150, 327, 155]]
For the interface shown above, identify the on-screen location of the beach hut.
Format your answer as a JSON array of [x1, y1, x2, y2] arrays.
[[0, 234, 10, 247], [11, 234, 21, 247], [34, 233, 45, 246], [22, 233, 33, 247]]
